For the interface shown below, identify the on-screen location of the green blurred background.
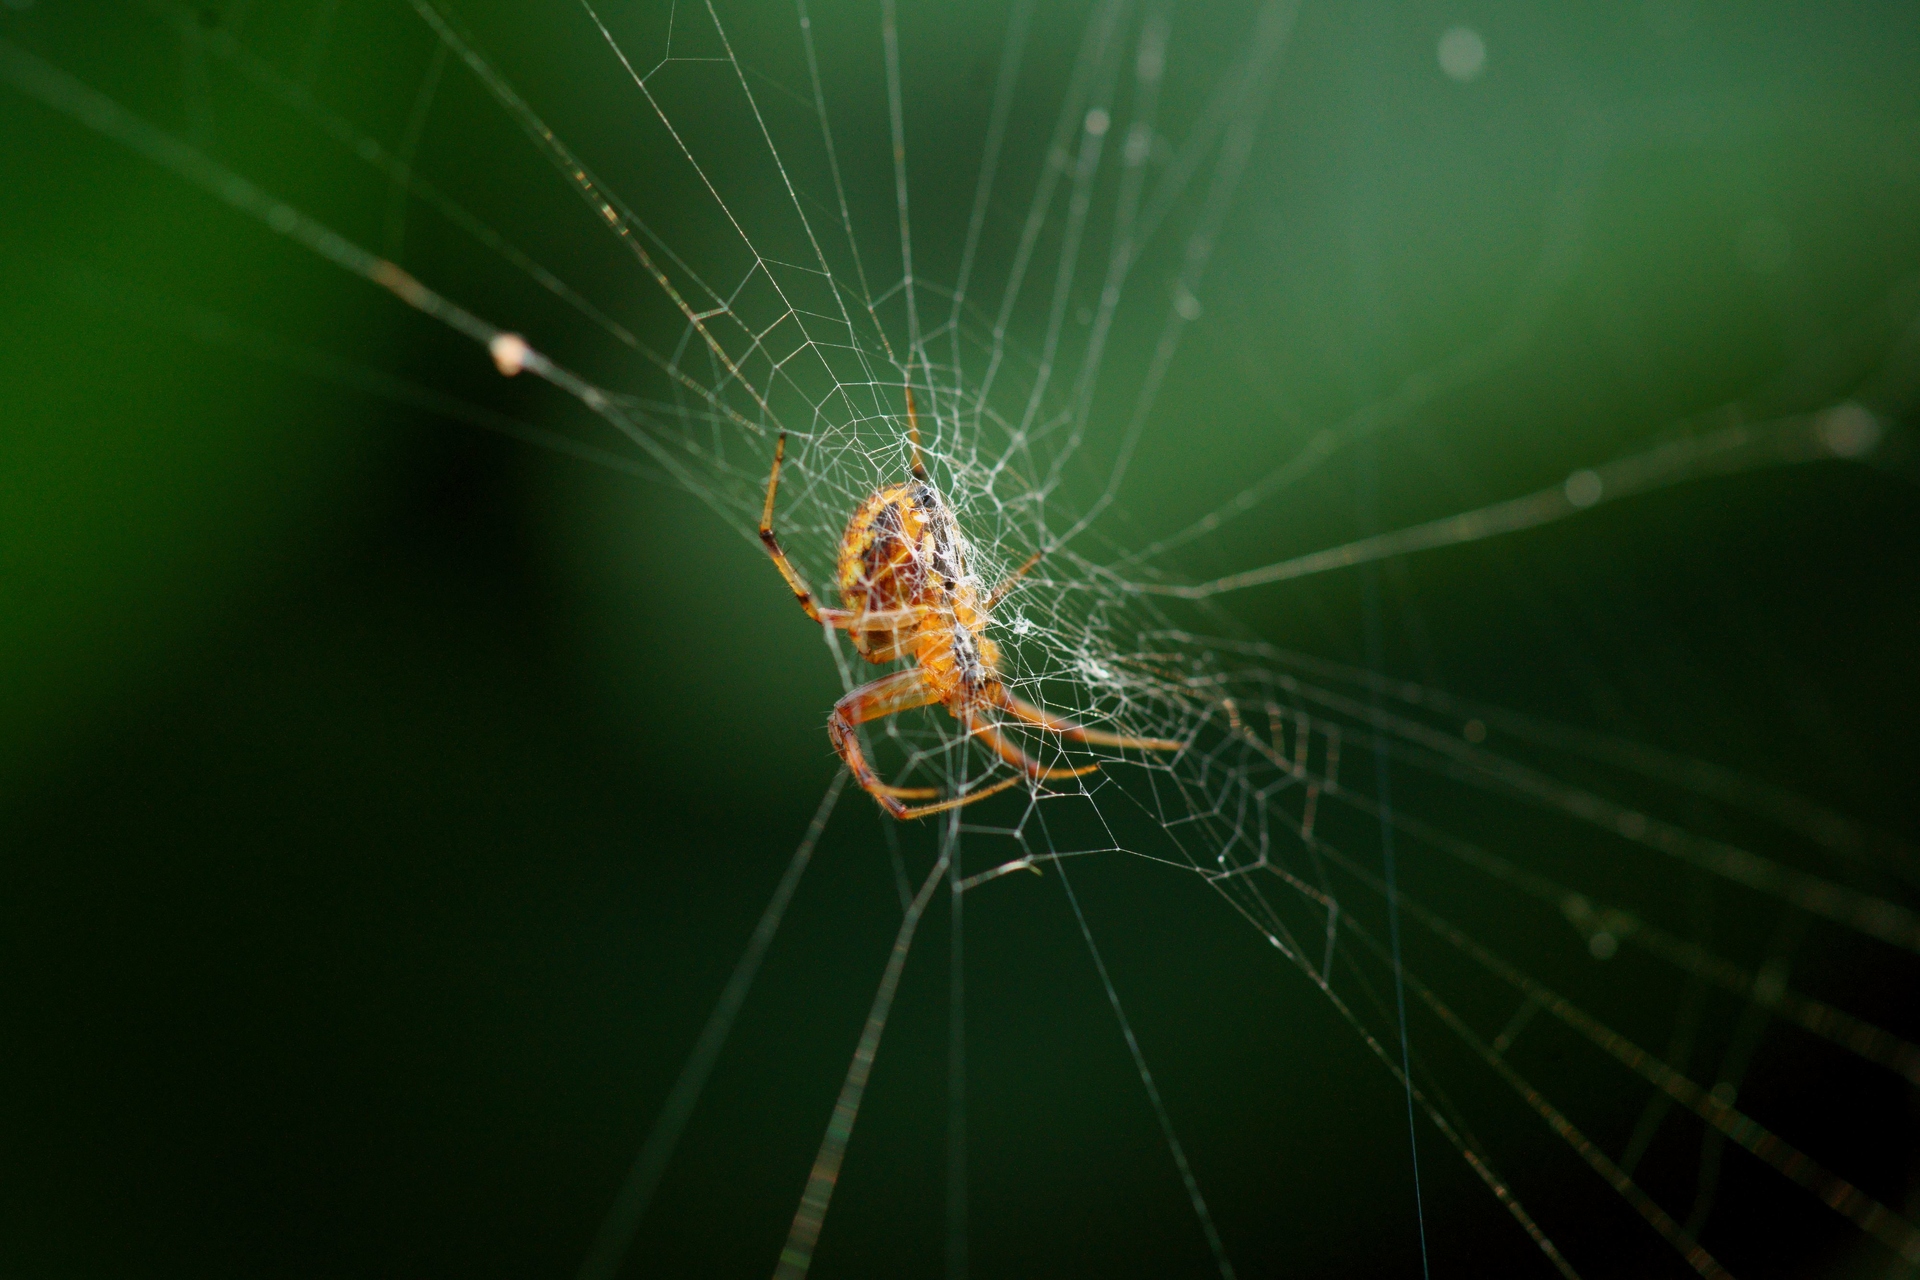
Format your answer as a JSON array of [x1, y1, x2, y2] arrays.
[[3, 1, 1919, 1276]]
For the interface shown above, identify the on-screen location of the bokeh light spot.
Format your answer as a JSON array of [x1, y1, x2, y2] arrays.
[[1564, 469, 1603, 508], [1437, 26, 1487, 82], [1818, 402, 1882, 459]]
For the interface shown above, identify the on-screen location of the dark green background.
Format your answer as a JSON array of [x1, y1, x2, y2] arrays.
[[4, 1, 1919, 1276]]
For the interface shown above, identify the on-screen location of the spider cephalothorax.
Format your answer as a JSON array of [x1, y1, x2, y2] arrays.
[[758, 382, 1177, 819]]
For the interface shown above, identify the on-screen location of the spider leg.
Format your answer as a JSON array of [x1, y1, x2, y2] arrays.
[[829, 671, 1046, 820], [829, 670, 945, 812], [962, 708, 1103, 782], [905, 358, 929, 483], [759, 432, 855, 628], [888, 774, 1028, 821], [989, 684, 1181, 751], [856, 629, 923, 665], [984, 548, 1045, 611]]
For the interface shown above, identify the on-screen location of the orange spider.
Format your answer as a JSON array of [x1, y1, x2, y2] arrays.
[[758, 383, 1178, 819]]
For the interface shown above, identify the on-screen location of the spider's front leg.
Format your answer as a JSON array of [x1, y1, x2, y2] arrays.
[[758, 432, 855, 627]]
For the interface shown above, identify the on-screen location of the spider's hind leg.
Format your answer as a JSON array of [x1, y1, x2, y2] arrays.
[[991, 685, 1181, 752], [962, 710, 1102, 783], [828, 670, 1041, 820], [829, 669, 944, 817]]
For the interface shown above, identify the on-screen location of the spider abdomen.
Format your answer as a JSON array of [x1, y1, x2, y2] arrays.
[[836, 482, 983, 668]]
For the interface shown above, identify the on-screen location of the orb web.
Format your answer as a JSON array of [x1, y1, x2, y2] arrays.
[[6, 1, 1919, 1277]]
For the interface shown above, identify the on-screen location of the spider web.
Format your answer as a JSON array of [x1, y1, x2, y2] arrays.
[[6, 1, 1920, 1276]]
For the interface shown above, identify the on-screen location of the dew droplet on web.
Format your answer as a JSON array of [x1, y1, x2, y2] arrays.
[[490, 332, 530, 377], [1084, 107, 1110, 137]]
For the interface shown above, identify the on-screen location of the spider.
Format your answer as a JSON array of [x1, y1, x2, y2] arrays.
[[758, 381, 1178, 819]]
